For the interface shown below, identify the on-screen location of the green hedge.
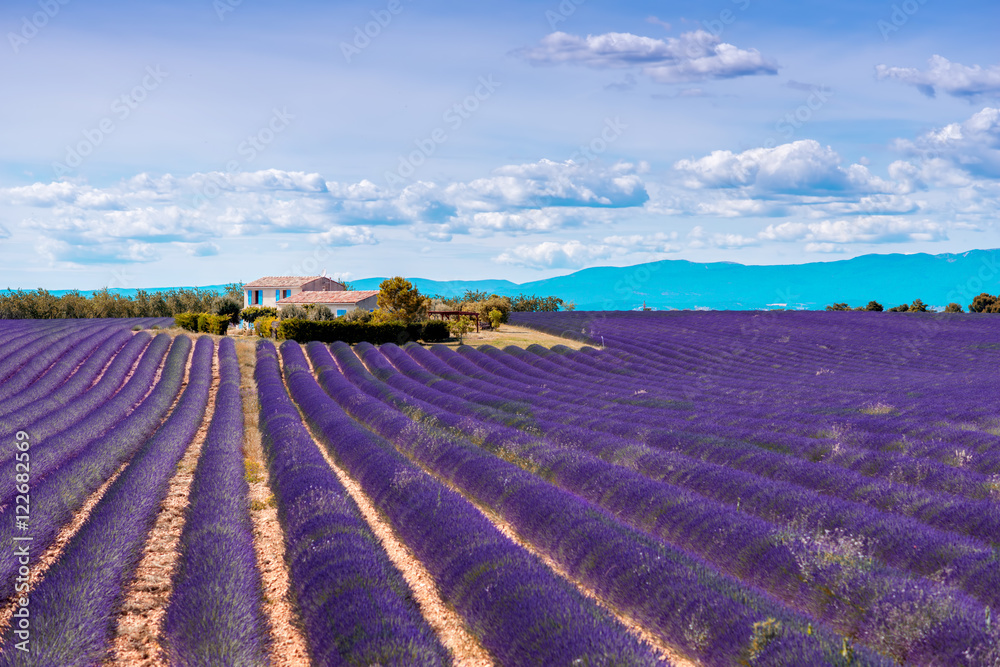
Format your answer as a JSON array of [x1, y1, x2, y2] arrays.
[[421, 320, 450, 342], [277, 318, 434, 344]]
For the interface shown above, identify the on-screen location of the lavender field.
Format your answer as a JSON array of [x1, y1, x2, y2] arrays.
[[1, 312, 999, 665]]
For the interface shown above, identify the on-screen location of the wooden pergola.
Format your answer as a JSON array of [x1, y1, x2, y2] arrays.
[[428, 311, 480, 333]]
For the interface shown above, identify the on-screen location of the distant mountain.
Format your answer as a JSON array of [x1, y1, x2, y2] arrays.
[[23, 249, 1000, 310], [354, 249, 1000, 310]]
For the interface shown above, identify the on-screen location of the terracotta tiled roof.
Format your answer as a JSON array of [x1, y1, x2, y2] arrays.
[[277, 290, 379, 305], [244, 276, 344, 288]]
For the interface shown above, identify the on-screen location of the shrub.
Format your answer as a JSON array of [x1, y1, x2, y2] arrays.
[[344, 308, 373, 323], [205, 314, 230, 335], [421, 320, 450, 342], [197, 314, 210, 333], [459, 295, 511, 327], [305, 304, 336, 321], [255, 316, 278, 338], [174, 312, 199, 331], [908, 299, 928, 312], [969, 293, 999, 313], [488, 309, 503, 331], [887, 304, 910, 312], [865, 301, 884, 312], [239, 306, 278, 324], [448, 315, 474, 344], [825, 303, 850, 311], [278, 304, 308, 320], [945, 302, 963, 313]]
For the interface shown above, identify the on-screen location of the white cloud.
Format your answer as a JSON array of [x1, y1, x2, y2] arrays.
[[513, 30, 777, 83], [876, 56, 1000, 99], [674, 140, 897, 195], [310, 226, 376, 246], [687, 225, 758, 249], [893, 107, 1000, 179], [495, 232, 679, 269], [759, 217, 948, 245], [445, 159, 648, 210], [804, 242, 845, 253], [37, 237, 159, 265]]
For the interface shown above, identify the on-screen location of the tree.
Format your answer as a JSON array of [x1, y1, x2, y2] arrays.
[[969, 293, 999, 313], [488, 308, 503, 331], [213, 295, 243, 325], [223, 282, 245, 300], [825, 303, 850, 311], [908, 299, 928, 312], [865, 301, 884, 312], [887, 303, 909, 312], [448, 315, 473, 343], [945, 302, 963, 313], [377, 277, 428, 323]]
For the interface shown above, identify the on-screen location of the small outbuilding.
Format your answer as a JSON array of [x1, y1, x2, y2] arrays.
[[277, 290, 380, 317]]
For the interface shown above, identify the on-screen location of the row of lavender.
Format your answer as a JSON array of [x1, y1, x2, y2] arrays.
[[288, 339, 894, 665], [488, 310, 1000, 662], [291, 321, 1000, 662], [0, 322, 265, 665]]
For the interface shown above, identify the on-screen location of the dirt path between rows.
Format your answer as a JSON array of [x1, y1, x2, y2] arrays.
[[104, 338, 216, 666]]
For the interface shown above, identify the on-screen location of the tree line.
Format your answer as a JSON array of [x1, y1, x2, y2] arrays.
[[826, 293, 1000, 313], [0, 285, 245, 320]]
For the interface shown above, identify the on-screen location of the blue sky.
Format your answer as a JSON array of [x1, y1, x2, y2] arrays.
[[1, 0, 999, 290]]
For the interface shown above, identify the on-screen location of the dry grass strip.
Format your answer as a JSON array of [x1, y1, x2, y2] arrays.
[[236, 338, 311, 667]]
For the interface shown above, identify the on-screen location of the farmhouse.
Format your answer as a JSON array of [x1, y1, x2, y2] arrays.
[[244, 276, 344, 308], [277, 290, 379, 316]]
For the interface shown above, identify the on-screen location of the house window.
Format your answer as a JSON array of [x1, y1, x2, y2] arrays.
[[254, 290, 262, 305], [283, 290, 291, 298], [337, 309, 347, 317]]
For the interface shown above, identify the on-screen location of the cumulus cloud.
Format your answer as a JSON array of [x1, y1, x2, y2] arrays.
[[876, 56, 1000, 99], [893, 107, 1000, 178], [1, 159, 651, 265], [495, 232, 679, 269], [758, 217, 948, 245], [674, 140, 898, 195], [512, 30, 777, 83]]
